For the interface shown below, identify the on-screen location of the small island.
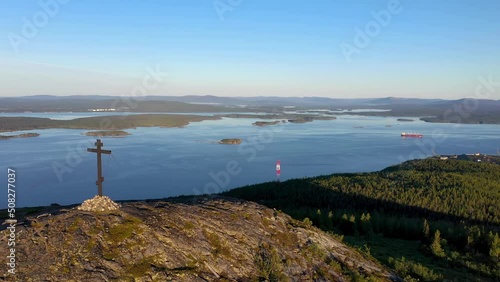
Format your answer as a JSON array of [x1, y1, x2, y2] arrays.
[[218, 138, 242, 145], [288, 117, 314, 123], [252, 121, 281, 127], [397, 118, 414, 122], [0, 133, 39, 140], [85, 130, 130, 137]]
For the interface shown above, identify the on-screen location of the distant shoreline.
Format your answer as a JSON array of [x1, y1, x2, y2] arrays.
[[85, 130, 130, 137], [0, 110, 498, 134], [1, 96, 499, 125], [0, 113, 339, 133], [0, 132, 39, 140]]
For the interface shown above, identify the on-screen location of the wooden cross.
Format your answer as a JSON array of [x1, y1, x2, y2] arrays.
[[87, 139, 111, 196]]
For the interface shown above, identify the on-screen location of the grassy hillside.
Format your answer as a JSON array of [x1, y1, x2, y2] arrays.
[[223, 158, 500, 281]]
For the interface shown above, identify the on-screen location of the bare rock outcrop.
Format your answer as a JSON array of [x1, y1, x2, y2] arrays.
[[0, 196, 397, 281]]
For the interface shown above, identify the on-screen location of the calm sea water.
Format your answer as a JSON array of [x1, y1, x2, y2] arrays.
[[1, 113, 499, 208]]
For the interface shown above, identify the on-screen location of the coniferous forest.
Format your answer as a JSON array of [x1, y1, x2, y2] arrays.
[[223, 158, 500, 281]]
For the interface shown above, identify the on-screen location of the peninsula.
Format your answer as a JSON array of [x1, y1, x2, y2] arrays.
[[85, 130, 130, 137], [0, 132, 39, 140], [219, 113, 337, 123], [0, 114, 220, 133], [252, 121, 281, 126]]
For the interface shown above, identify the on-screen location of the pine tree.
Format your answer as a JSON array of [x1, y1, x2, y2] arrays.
[[431, 230, 445, 258], [423, 219, 430, 240], [488, 231, 500, 258]]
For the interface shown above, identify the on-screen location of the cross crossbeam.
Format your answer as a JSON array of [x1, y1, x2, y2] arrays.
[[87, 139, 112, 196]]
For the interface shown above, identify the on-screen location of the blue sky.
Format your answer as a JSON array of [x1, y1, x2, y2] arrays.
[[0, 0, 499, 98]]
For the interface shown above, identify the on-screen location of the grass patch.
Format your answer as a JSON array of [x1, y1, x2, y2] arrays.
[[344, 234, 495, 281], [388, 256, 442, 282], [183, 220, 195, 230], [202, 229, 231, 257], [254, 242, 287, 281], [85, 239, 96, 253], [103, 248, 119, 261], [106, 216, 143, 243], [344, 235, 425, 266], [125, 256, 155, 278], [273, 229, 298, 248], [67, 217, 82, 232]]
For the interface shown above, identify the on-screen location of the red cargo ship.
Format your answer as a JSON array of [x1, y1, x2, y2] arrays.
[[401, 132, 423, 138]]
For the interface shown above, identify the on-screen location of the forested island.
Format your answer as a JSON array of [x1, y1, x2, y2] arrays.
[[218, 138, 242, 145], [223, 157, 500, 281], [85, 130, 130, 137], [288, 116, 314, 123], [0, 115, 220, 133], [287, 116, 337, 124], [0, 132, 39, 140], [252, 121, 281, 126], [219, 113, 337, 123]]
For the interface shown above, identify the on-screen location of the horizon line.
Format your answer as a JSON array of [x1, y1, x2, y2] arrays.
[[1, 94, 498, 101]]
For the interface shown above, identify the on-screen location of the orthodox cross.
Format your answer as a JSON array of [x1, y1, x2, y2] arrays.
[[87, 139, 111, 196]]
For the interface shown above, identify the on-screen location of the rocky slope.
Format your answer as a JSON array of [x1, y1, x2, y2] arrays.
[[0, 196, 397, 281]]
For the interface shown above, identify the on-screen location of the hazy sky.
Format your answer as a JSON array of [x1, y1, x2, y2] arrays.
[[0, 0, 499, 99]]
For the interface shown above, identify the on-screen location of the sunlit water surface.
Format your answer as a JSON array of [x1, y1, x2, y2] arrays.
[[1, 113, 498, 208]]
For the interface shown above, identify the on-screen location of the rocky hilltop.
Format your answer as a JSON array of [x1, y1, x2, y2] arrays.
[[0, 196, 396, 281]]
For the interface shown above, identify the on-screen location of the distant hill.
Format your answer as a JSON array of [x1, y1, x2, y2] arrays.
[[0, 97, 242, 113], [369, 97, 443, 106], [1, 95, 499, 123]]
